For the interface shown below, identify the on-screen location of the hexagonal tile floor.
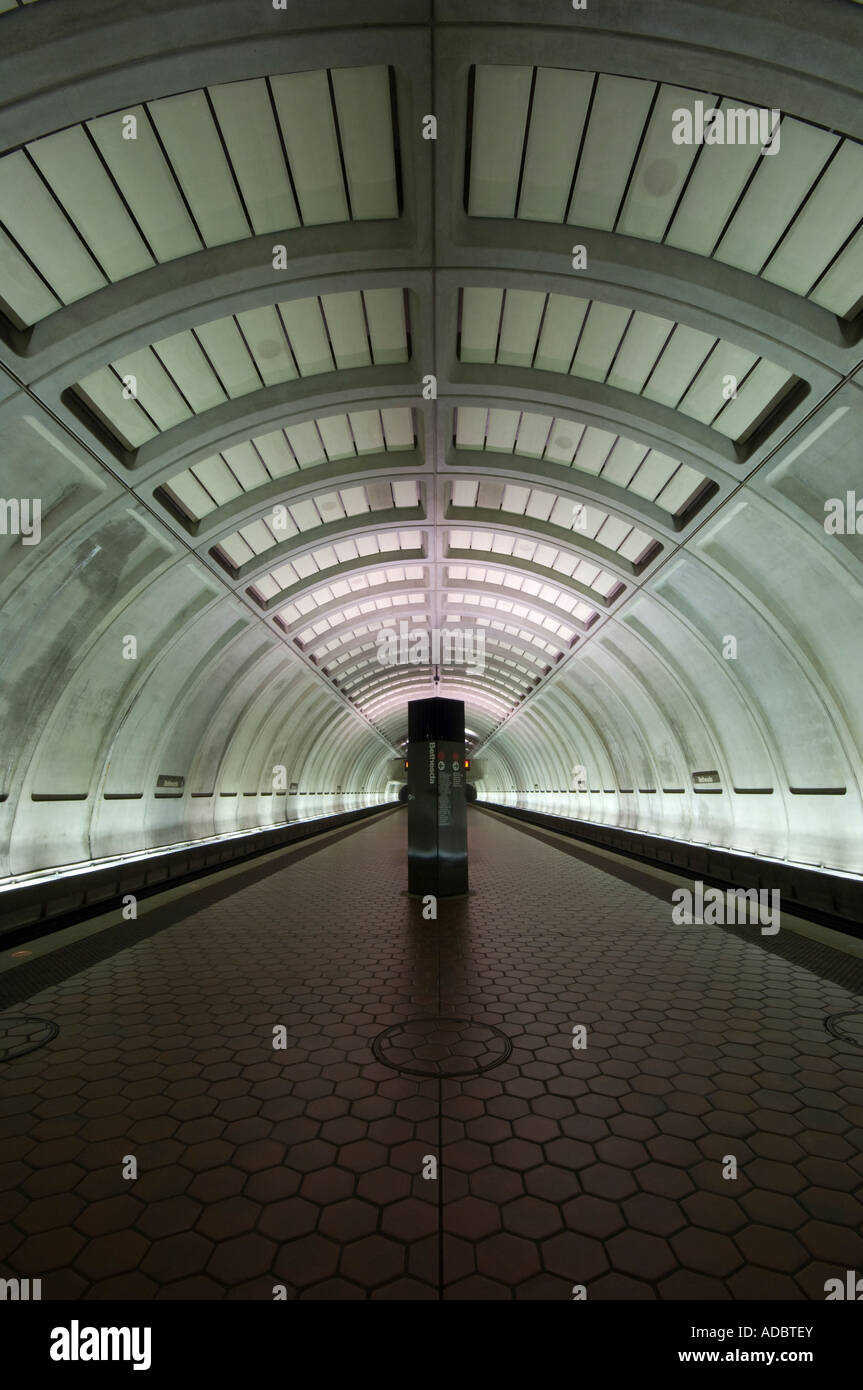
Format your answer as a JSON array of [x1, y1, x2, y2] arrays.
[[1, 809, 862, 1300]]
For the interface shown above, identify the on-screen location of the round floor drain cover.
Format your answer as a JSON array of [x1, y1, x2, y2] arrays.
[[825, 1011, 863, 1049], [372, 1016, 512, 1077], [0, 1016, 59, 1062]]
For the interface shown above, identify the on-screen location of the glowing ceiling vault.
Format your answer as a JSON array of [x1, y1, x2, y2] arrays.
[[0, 0, 861, 879]]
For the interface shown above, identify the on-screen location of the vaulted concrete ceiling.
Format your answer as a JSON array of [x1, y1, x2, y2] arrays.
[[1, 0, 862, 881]]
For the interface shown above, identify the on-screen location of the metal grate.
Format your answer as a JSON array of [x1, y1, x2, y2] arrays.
[[0, 1015, 59, 1061], [372, 1016, 512, 1077]]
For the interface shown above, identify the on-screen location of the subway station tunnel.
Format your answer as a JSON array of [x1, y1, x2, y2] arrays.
[[0, 0, 862, 1306]]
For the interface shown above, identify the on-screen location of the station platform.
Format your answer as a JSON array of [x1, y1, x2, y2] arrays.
[[1, 807, 862, 1300]]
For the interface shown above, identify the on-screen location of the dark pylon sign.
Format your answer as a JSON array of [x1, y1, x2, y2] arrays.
[[407, 697, 468, 898]]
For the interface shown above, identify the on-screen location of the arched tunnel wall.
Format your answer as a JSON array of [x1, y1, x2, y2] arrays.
[[476, 393, 863, 875], [0, 411, 393, 879], [0, 0, 862, 892]]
